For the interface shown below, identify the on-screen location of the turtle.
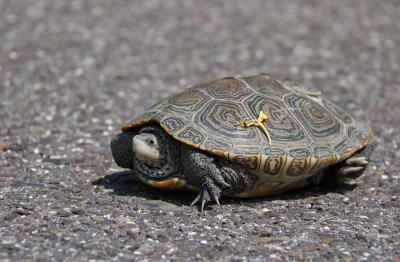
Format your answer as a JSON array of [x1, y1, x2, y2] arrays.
[[110, 74, 373, 211]]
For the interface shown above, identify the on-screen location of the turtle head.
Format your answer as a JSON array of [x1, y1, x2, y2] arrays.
[[132, 132, 166, 168], [111, 125, 176, 178]]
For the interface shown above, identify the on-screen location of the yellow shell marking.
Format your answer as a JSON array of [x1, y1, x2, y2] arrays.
[[236, 110, 272, 146]]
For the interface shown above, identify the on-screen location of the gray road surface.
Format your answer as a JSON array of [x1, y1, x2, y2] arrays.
[[1, 0, 399, 261]]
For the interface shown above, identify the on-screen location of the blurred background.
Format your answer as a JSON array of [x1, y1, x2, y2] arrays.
[[1, 0, 399, 261], [1, 0, 397, 171]]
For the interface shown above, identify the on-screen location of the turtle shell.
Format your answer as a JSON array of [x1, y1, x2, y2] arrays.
[[122, 74, 372, 197]]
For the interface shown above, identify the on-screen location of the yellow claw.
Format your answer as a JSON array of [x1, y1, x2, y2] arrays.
[[236, 110, 272, 146]]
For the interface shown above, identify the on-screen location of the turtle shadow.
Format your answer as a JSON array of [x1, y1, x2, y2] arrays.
[[231, 183, 359, 208], [93, 171, 358, 209], [92, 170, 197, 207]]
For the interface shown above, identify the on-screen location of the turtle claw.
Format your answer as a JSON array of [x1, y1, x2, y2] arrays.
[[191, 191, 221, 212], [190, 178, 223, 212], [213, 195, 221, 207], [342, 166, 364, 175], [190, 195, 201, 207], [346, 157, 368, 166], [201, 199, 206, 212], [220, 181, 231, 188]]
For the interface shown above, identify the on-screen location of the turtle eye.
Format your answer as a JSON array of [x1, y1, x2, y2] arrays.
[[148, 138, 156, 147]]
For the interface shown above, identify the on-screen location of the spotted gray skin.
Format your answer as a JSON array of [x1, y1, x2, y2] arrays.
[[111, 74, 373, 211]]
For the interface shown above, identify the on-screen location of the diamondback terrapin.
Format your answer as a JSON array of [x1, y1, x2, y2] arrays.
[[111, 74, 373, 211]]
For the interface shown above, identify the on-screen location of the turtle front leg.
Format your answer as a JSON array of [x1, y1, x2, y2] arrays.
[[181, 145, 230, 211], [181, 145, 255, 211]]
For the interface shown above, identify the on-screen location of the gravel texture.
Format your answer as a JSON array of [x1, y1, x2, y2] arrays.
[[1, 0, 399, 261]]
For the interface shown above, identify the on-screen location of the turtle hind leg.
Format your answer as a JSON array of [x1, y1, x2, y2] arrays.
[[317, 144, 374, 187], [337, 144, 374, 184]]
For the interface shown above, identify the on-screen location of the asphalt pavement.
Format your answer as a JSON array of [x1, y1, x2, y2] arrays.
[[1, 0, 399, 261]]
